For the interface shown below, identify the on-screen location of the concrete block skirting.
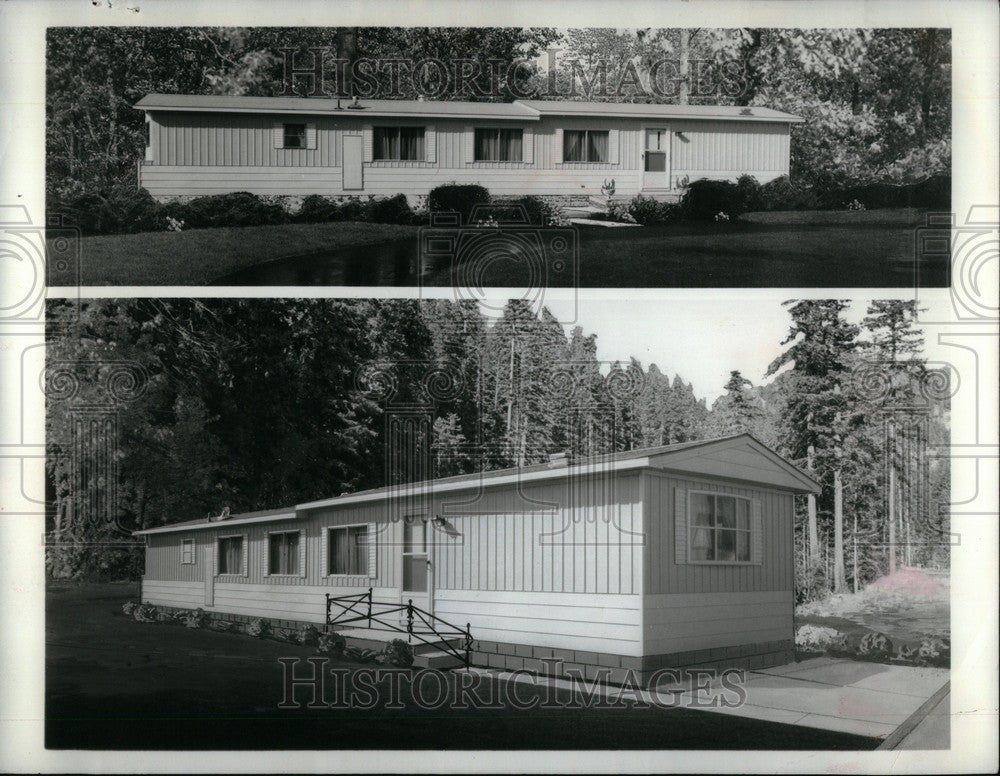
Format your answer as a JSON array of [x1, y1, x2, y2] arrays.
[[466, 639, 796, 684]]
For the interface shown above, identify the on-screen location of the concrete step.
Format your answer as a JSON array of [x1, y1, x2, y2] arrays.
[[413, 649, 467, 670]]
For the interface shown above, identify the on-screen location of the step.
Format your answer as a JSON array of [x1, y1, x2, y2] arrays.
[[413, 649, 467, 670]]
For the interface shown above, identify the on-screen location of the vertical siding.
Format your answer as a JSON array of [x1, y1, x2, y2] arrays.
[[643, 470, 794, 595], [670, 119, 790, 184]]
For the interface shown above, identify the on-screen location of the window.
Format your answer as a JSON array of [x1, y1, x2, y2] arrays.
[[689, 493, 752, 563], [144, 119, 150, 148], [563, 129, 609, 162], [218, 536, 244, 575], [268, 531, 300, 575], [328, 526, 369, 575], [283, 123, 307, 149], [474, 128, 523, 162], [373, 126, 426, 160], [180, 539, 195, 565]]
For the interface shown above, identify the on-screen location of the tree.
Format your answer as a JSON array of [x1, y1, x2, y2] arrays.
[[766, 300, 859, 595], [706, 370, 766, 438]]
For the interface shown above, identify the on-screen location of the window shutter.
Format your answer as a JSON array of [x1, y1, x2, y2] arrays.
[[306, 123, 317, 150], [299, 530, 307, 578], [554, 128, 564, 163], [145, 117, 153, 162], [464, 126, 474, 163], [362, 126, 373, 162], [241, 534, 249, 577], [674, 487, 688, 564], [272, 122, 284, 149], [425, 125, 436, 163], [751, 499, 763, 565], [320, 527, 329, 578], [521, 127, 534, 164], [367, 523, 377, 579], [608, 129, 620, 164], [214, 538, 221, 577]]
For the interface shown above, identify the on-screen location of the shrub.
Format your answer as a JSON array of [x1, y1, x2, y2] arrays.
[[132, 603, 158, 623], [757, 176, 823, 211], [297, 624, 320, 647], [857, 632, 893, 661], [735, 174, 763, 212], [246, 617, 271, 638], [183, 608, 208, 629], [294, 194, 342, 223], [495, 195, 547, 226], [164, 192, 289, 229], [427, 184, 491, 225], [627, 194, 678, 225], [317, 631, 346, 656], [121, 601, 137, 616], [541, 200, 571, 227], [680, 179, 750, 220], [917, 637, 950, 667], [212, 620, 237, 633], [50, 183, 164, 235], [368, 193, 413, 225], [606, 200, 636, 224], [379, 638, 415, 668]]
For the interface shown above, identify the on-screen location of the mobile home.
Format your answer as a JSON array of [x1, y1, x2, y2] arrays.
[[134, 94, 803, 204], [136, 434, 819, 681]]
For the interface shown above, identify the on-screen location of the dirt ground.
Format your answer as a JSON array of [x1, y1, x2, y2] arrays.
[[46, 581, 879, 751]]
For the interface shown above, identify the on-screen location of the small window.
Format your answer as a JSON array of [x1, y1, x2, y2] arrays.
[[563, 129, 609, 162], [283, 123, 307, 149], [689, 493, 752, 563], [268, 531, 300, 575], [373, 126, 425, 161], [474, 128, 523, 162], [218, 536, 244, 575], [328, 526, 369, 575], [180, 538, 195, 565]]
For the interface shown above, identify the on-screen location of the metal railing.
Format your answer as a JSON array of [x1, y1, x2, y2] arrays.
[[325, 588, 473, 667]]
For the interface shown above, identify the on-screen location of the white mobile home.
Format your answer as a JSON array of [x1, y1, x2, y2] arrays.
[[136, 434, 819, 681], [134, 94, 803, 204]]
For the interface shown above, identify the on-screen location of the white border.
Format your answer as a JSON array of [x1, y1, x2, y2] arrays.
[[1, 0, 997, 773]]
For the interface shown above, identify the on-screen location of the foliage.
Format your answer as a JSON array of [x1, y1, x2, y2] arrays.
[[121, 601, 137, 616], [755, 176, 823, 211], [246, 617, 271, 638], [317, 631, 347, 656], [132, 603, 158, 623], [48, 182, 164, 235], [297, 624, 321, 646], [379, 639, 415, 668], [367, 194, 414, 225], [605, 200, 637, 224], [625, 195, 678, 225], [427, 184, 491, 225], [184, 608, 209, 629], [494, 196, 547, 227], [680, 179, 751, 220], [163, 192, 289, 230]]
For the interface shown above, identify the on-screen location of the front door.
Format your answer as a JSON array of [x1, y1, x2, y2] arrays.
[[204, 544, 214, 606], [400, 515, 432, 624], [342, 134, 364, 191], [642, 127, 670, 190]]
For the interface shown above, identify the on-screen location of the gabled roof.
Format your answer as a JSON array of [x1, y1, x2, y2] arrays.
[[133, 434, 818, 536], [134, 94, 539, 121], [518, 100, 804, 123], [134, 94, 803, 124]]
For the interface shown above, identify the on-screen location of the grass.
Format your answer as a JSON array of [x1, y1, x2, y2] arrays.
[[48, 221, 418, 286], [48, 208, 948, 287], [46, 581, 878, 750]]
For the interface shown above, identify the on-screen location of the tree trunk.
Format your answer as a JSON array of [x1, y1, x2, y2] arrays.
[[833, 466, 846, 592], [806, 443, 820, 567], [887, 418, 897, 574], [678, 30, 690, 105], [852, 512, 859, 594]]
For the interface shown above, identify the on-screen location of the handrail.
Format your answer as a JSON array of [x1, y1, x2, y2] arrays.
[[325, 589, 473, 667]]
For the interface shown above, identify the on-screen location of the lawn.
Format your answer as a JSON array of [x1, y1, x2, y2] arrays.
[[47, 208, 947, 288], [48, 221, 418, 286], [45, 581, 877, 750]]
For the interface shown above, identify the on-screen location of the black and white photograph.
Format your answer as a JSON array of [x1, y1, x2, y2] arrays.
[[44, 25, 952, 288], [1, 0, 998, 774]]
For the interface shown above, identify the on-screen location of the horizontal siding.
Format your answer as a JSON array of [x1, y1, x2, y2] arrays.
[[141, 579, 204, 609], [143, 112, 791, 198], [435, 589, 642, 656], [643, 471, 795, 596], [643, 591, 793, 654]]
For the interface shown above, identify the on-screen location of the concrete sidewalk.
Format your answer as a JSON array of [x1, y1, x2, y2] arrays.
[[683, 657, 950, 740], [460, 656, 949, 744]]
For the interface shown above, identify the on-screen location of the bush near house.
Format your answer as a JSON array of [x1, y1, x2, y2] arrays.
[[625, 195, 680, 225], [48, 183, 164, 235], [163, 192, 289, 230], [680, 179, 753, 220], [427, 184, 491, 225]]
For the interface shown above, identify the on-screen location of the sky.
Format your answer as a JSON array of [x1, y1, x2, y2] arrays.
[[481, 290, 958, 405]]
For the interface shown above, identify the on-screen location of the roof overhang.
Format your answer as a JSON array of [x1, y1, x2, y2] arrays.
[[133, 510, 297, 536]]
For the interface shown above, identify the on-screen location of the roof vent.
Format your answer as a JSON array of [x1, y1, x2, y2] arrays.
[[347, 96, 363, 110], [208, 506, 231, 522], [547, 452, 569, 468], [739, 107, 753, 116]]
